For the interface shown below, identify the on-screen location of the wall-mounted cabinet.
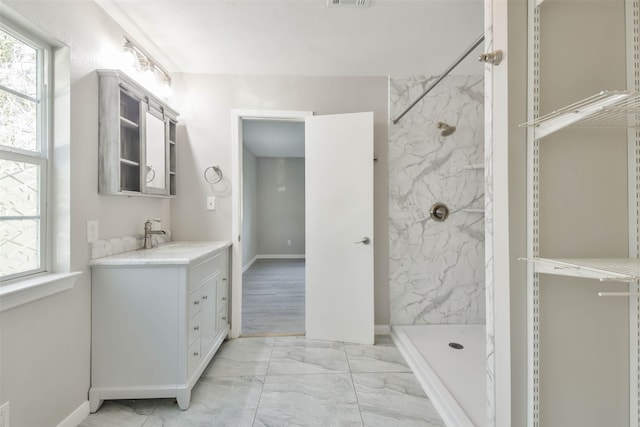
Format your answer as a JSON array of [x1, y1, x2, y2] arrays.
[[97, 70, 178, 197]]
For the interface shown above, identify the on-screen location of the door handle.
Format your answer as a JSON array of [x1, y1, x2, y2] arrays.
[[355, 237, 371, 245]]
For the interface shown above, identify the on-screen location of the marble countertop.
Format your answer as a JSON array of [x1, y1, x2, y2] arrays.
[[90, 241, 232, 266]]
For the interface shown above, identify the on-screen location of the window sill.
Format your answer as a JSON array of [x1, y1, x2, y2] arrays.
[[0, 271, 82, 312]]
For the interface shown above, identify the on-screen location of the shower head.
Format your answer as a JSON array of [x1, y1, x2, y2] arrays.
[[437, 122, 456, 137]]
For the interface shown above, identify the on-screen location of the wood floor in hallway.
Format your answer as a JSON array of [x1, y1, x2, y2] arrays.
[[242, 258, 305, 336]]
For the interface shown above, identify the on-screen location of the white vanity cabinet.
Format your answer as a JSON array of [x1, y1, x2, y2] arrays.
[[89, 242, 231, 412]]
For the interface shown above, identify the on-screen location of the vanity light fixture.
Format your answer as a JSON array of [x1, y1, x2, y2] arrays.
[[122, 36, 172, 88]]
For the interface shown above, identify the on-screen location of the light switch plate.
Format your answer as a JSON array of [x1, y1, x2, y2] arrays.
[[87, 220, 99, 243], [206, 197, 216, 211]]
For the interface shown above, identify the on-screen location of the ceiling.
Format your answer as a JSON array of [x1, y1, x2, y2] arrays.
[[95, 0, 485, 77], [243, 120, 305, 158]]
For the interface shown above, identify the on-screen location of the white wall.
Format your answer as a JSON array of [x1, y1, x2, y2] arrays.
[[242, 147, 258, 267], [171, 74, 390, 324], [1, 2, 172, 426], [256, 157, 305, 256]]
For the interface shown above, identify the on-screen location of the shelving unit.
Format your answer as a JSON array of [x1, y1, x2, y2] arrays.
[[97, 69, 178, 197], [524, 0, 640, 425]]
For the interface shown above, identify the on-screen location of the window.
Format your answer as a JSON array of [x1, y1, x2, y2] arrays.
[[0, 23, 49, 281]]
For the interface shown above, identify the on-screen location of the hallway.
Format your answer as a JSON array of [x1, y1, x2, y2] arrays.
[[242, 258, 305, 336]]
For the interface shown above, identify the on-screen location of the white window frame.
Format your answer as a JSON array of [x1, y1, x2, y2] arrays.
[[0, 20, 51, 282]]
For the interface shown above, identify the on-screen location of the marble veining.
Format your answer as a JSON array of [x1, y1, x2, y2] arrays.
[[268, 337, 350, 375], [389, 74, 485, 325], [89, 240, 231, 265], [352, 372, 445, 427], [80, 336, 445, 427], [254, 373, 362, 427], [90, 232, 172, 259]]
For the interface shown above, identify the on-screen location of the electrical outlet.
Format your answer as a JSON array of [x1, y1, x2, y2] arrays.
[[86, 220, 99, 243], [206, 197, 216, 211], [0, 401, 10, 427]]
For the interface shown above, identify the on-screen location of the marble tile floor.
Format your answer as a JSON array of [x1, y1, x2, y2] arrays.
[[242, 258, 305, 336], [79, 336, 445, 427]]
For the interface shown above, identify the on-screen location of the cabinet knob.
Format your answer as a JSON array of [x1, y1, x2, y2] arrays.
[[194, 300, 200, 306], [194, 326, 199, 331], [222, 278, 227, 281], [222, 297, 226, 301], [222, 317, 227, 321], [202, 295, 208, 300], [193, 352, 199, 357]]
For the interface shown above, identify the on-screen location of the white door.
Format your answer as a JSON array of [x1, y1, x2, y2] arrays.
[[305, 112, 374, 345]]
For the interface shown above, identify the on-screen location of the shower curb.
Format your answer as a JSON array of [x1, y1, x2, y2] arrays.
[[391, 326, 475, 427]]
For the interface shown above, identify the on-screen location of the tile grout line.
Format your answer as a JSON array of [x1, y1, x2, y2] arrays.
[[251, 337, 277, 426], [139, 401, 160, 427], [344, 342, 366, 427]]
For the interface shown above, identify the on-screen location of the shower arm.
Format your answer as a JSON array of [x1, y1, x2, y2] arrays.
[[391, 33, 485, 125]]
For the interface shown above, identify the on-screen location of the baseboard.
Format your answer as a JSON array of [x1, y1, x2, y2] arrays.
[[375, 324, 391, 335], [242, 254, 306, 273], [57, 400, 90, 427], [242, 255, 259, 273], [256, 254, 305, 259]]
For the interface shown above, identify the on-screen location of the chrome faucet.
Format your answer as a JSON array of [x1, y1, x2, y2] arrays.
[[143, 219, 166, 249]]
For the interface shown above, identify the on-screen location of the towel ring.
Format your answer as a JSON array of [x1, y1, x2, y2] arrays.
[[204, 165, 223, 184], [146, 165, 155, 183]]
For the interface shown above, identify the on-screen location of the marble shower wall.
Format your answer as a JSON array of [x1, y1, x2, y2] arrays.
[[389, 74, 485, 325]]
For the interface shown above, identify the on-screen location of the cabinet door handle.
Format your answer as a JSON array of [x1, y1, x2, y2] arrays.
[[202, 295, 208, 300], [222, 297, 226, 301], [193, 352, 199, 357], [193, 326, 199, 331], [222, 317, 227, 321], [194, 300, 200, 306], [222, 278, 227, 281]]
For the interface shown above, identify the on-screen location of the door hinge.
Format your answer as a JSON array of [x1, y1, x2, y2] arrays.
[[478, 50, 503, 66]]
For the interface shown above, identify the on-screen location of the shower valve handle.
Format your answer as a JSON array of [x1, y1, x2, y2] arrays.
[[355, 237, 371, 245]]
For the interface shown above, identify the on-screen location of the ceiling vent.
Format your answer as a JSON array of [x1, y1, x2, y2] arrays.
[[327, 0, 369, 7]]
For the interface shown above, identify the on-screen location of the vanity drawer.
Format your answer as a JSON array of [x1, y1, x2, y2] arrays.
[[188, 311, 202, 345], [188, 287, 202, 319], [188, 253, 223, 290], [187, 339, 201, 376]]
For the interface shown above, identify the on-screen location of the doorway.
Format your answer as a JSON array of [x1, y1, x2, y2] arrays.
[[231, 109, 375, 344], [241, 118, 306, 336], [230, 110, 312, 338]]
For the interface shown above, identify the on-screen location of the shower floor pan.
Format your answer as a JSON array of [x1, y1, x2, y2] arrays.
[[391, 324, 486, 427]]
